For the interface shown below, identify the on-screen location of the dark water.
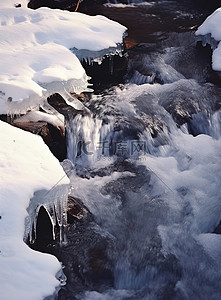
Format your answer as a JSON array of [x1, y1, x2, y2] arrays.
[[30, 1, 221, 300]]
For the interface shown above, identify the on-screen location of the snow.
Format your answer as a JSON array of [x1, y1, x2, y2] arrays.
[[196, 8, 221, 41], [196, 7, 221, 71], [0, 120, 69, 300], [14, 110, 65, 133], [0, 0, 126, 114]]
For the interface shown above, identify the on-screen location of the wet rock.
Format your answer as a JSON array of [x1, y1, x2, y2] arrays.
[[28, 0, 78, 11], [81, 54, 128, 93], [124, 39, 139, 50], [47, 122, 67, 161], [70, 92, 87, 103], [51, 219, 114, 298], [67, 195, 90, 223], [164, 98, 199, 126], [47, 93, 81, 117]]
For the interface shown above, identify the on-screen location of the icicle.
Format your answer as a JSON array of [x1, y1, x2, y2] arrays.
[[24, 183, 70, 245], [71, 44, 125, 67]]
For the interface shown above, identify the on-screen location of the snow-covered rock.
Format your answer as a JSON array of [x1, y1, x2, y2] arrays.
[[13, 110, 65, 134], [0, 0, 126, 114], [196, 7, 221, 71], [0, 120, 69, 300]]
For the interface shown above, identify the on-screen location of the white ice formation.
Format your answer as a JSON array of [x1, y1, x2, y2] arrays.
[[196, 7, 221, 71]]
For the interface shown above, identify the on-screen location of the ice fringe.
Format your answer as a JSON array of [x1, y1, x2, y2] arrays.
[[24, 184, 70, 245]]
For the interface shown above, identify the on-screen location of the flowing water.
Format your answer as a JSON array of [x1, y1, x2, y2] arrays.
[[33, 1, 221, 299]]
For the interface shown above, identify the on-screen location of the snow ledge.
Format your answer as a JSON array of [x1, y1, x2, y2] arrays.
[[196, 7, 221, 71]]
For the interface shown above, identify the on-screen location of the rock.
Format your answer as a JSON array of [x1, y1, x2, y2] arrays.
[[28, 0, 78, 11], [67, 195, 89, 222], [70, 92, 87, 103], [124, 39, 139, 50], [47, 93, 83, 119], [81, 54, 128, 93]]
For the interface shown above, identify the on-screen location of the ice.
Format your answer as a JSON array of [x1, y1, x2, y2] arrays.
[[0, 0, 126, 114], [196, 7, 221, 71], [0, 120, 69, 300], [71, 43, 125, 66], [25, 184, 69, 244]]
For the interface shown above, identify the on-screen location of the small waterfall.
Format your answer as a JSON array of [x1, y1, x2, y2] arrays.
[[66, 113, 113, 166], [66, 109, 173, 167], [188, 110, 221, 139]]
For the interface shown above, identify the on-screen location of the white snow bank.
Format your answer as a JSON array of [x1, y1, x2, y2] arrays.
[[0, 1, 126, 114], [0, 120, 69, 300], [196, 8, 221, 71]]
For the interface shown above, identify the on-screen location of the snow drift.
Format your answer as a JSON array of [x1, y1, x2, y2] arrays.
[[0, 0, 126, 114], [0, 120, 69, 300]]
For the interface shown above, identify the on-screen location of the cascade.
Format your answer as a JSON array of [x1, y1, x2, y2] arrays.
[[61, 30, 221, 300]]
